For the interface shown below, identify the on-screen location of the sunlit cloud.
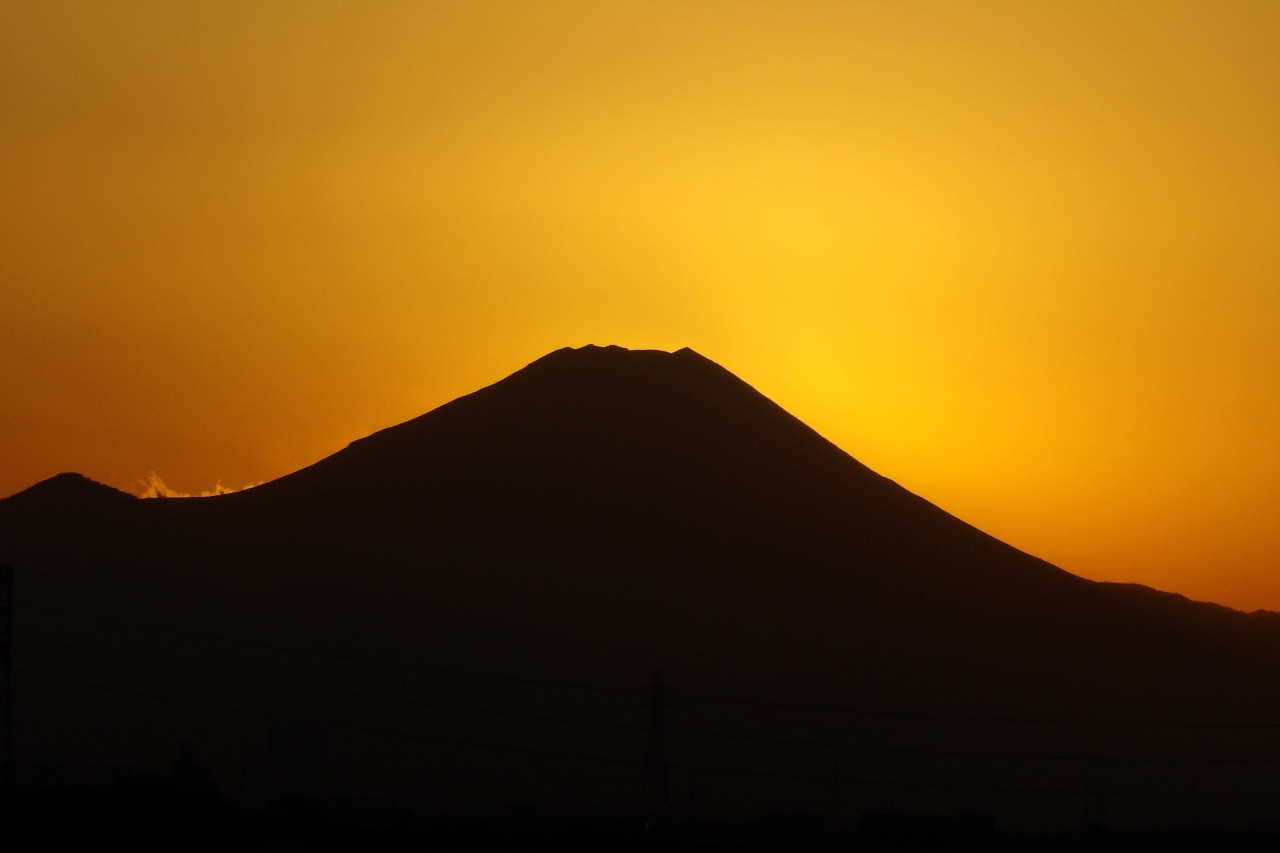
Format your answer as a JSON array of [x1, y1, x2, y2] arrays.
[[138, 472, 257, 499]]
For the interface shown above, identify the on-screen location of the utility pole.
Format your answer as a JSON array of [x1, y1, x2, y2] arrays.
[[830, 759, 841, 829], [642, 669, 669, 819], [0, 565, 12, 785]]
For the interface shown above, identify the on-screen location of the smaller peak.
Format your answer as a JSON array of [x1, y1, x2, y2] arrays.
[[672, 346, 711, 361], [48, 472, 99, 486], [556, 344, 716, 362], [33, 472, 108, 494], [527, 344, 675, 367], [515, 345, 725, 383], [566, 344, 658, 355], [2, 472, 135, 506]]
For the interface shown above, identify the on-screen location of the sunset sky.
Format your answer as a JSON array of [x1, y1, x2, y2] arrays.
[[2, 2, 1278, 610]]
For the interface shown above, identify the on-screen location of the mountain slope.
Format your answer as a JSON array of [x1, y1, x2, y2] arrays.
[[3, 345, 1279, 827]]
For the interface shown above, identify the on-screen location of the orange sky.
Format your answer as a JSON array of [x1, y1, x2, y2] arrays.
[[3, 2, 1279, 610]]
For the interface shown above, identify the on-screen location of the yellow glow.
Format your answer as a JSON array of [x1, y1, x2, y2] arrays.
[[3, 2, 1279, 609]]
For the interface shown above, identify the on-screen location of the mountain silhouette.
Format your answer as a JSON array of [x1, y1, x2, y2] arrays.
[[4, 345, 1280, 830]]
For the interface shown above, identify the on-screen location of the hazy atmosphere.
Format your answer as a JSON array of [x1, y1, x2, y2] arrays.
[[4, 1, 1279, 610]]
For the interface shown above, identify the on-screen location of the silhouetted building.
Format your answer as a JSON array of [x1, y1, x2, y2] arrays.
[[1, 564, 10, 784], [266, 724, 328, 799], [171, 745, 216, 794], [862, 812, 953, 846]]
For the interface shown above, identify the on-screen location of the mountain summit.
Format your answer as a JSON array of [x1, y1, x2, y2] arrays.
[[4, 345, 1280, 826]]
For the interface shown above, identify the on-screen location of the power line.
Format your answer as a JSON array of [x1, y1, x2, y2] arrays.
[[21, 565, 665, 657], [17, 632, 638, 731], [19, 667, 1280, 802], [17, 600, 644, 698], [19, 633, 1280, 766], [21, 599, 1280, 731], [23, 566, 1280, 689]]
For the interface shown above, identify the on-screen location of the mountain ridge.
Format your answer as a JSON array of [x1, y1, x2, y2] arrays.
[[0, 346, 1268, 625], [5, 345, 1280, 825]]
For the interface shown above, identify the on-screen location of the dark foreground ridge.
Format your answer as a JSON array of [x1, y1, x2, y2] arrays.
[[4, 345, 1280, 845]]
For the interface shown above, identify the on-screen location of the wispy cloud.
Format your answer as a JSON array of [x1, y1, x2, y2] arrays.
[[139, 472, 258, 499]]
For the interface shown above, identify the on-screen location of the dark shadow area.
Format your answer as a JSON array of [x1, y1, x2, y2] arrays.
[[7, 778, 1280, 852], [4, 346, 1280, 839]]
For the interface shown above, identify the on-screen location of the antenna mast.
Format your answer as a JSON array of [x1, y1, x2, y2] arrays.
[[642, 669, 669, 818]]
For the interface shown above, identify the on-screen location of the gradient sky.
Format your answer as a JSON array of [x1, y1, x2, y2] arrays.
[[3, 2, 1278, 610]]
